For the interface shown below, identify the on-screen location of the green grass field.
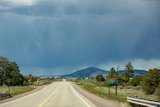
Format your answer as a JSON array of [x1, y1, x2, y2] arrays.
[[77, 80, 159, 102], [0, 86, 34, 96]]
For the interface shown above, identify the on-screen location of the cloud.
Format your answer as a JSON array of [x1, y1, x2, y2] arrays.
[[98, 59, 160, 71], [21, 65, 89, 75], [1, 0, 159, 17], [0, 0, 37, 6], [22, 59, 160, 75], [0, 0, 160, 75]]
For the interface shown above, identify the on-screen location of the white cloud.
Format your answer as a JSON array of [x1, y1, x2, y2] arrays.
[[98, 59, 160, 71], [1, 0, 37, 6], [132, 59, 160, 70]]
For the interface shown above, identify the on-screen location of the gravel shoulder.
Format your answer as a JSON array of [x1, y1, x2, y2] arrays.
[[71, 82, 130, 107], [0, 85, 46, 104]]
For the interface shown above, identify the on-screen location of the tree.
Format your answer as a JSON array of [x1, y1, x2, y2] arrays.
[[96, 74, 105, 89], [142, 68, 160, 94], [107, 67, 118, 79], [0, 56, 10, 86], [0, 69, 4, 86], [23, 76, 29, 86], [96, 74, 105, 82], [8, 62, 20, 73], [129, 75, 143, 86], [0, 56, 9, 69], [25, 74, 38, 85], [10, 72, 24, 86], [7, 61, 24, 86], [123, 62, 134, 82], [0, 56, 24, 86], [107, 67, 119, 95]]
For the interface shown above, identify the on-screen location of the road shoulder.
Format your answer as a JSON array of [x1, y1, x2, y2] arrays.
[[71, 82, 129, 107], [0, 85, 46, 104]]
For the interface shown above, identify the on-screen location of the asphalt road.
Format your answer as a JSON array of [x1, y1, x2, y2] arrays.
[[0, 82, 96, 107]]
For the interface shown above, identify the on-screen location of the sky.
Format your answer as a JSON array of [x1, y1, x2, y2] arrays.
[[0, 0, 160, 75]]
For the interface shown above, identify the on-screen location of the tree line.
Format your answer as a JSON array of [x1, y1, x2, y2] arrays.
[[96, 62, 160, 95], [0, 56, 56, 87]]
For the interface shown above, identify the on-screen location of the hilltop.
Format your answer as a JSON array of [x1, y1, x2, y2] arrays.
[[61, 67, 107, 78]]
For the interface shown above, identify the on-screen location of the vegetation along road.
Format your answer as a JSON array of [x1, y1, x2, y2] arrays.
[[0, 81, 128, 107]]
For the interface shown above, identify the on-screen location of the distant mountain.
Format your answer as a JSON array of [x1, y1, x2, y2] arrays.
[[118, 69, 147, 75], [61, 67, 147, 78], [61, 67, 108, 78]]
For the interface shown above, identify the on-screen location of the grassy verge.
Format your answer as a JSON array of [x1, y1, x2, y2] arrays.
[[77, 80, 159, 103], [0, 86, 34, 96]]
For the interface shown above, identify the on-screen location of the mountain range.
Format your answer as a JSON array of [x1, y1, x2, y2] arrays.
[[61, 67, 147, 78]]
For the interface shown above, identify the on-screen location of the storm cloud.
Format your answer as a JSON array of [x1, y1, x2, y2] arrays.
[[0, 0, 160, 75]]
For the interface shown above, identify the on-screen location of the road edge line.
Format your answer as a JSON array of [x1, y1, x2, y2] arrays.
[[69, 82, 91, 107]]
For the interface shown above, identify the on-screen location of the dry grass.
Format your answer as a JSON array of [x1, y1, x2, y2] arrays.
[[78, 80, 159, 102], [0, 86, 34, 96]]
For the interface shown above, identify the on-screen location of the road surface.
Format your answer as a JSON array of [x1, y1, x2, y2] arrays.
[[0, 82, 96, 107]]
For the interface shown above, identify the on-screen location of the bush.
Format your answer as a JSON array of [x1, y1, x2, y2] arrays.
[[96, 74, 105, 82], [132, 86, 142, 90], [143, 84, 155, 94], [129, 75, 143, 86], [142, 68, 160, 94], [154, 83, 160, 97]]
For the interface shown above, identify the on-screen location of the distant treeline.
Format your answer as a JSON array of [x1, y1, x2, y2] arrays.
[[0, 56, 54, 87]]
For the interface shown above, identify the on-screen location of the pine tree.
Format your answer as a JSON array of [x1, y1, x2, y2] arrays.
[[107, 67, 118, 79], [124, 62, 134, 82]]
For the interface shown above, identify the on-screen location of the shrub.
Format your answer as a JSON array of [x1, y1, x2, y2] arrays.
[[129, 75, 143, 86], [96, 74, 105, 82], [132, 86, 142, 90], [154, 83, 160, 100], [142, 68, 160, 94]]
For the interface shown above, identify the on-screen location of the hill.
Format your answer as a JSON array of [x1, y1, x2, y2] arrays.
[[61, 67, 147, 78], [61, 67, 108, 78]]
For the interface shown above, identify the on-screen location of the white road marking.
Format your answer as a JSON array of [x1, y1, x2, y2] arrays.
[[69, 83, 91, 107], [0, 83, 57, 106], [37, 83, 61, 107]]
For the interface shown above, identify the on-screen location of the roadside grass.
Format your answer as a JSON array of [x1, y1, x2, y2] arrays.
[[77, 80, 159, 103], [0, 86, 34, 96]]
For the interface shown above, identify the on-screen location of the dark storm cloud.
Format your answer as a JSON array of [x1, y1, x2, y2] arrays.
[[0, 0, 160, 75]]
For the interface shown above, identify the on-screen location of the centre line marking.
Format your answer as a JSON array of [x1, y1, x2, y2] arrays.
[[37, 92, 55, 107], [37, 83, 61, 107]]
